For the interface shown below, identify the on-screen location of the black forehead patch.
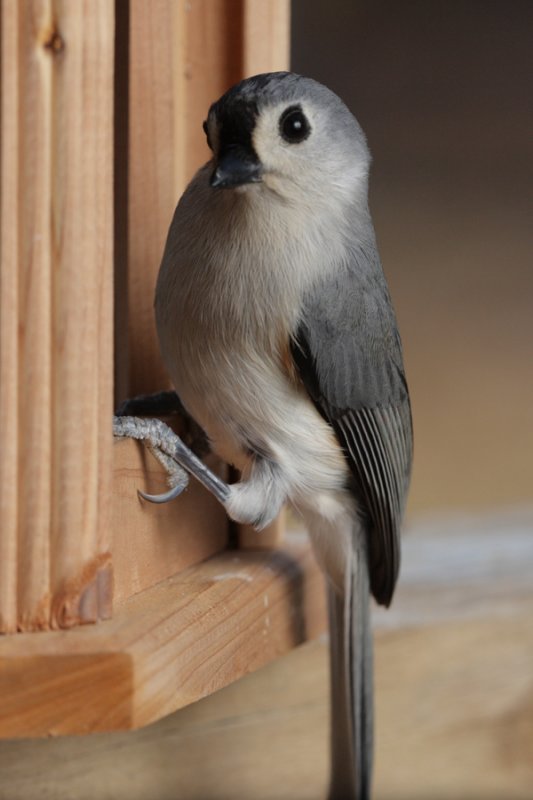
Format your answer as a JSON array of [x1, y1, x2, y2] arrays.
[[211, 95, 259, 152], [208, 72, 299, 152]]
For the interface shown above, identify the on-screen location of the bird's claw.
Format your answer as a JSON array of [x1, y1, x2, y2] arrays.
[[113, 415, 190, 503], [113, 414, 230, 506], [138, 482, 187, 505]]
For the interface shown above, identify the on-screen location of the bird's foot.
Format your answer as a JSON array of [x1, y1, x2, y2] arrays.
[[113, 415, 230, 505], [115, 391, 210, 458], [113, 412, 284, 528]]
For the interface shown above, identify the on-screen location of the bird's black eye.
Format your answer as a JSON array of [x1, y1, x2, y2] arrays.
[[203, 119, 212, 150], [279, 106, 311, 144]]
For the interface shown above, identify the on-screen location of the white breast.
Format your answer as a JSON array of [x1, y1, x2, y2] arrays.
[[155, 164, 350, 503]]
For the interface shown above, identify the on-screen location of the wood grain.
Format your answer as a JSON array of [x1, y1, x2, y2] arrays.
[[126, 0, 181, 396], [126, 0, 245, 397], [0, 0, 114, 631], [112, 437, 229, 603], [0, 0, 22, 632], [0, 532, 326, 737], [179, 0, 244, 183], [14, 0, 54, 632], [49, 0, 114, 627], [0, 0, 56, 631], [242, 0, 290, 77], [0, 512, 531, 797]]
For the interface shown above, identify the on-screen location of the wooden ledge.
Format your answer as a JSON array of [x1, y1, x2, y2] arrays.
[[0, 532, 326, 738]]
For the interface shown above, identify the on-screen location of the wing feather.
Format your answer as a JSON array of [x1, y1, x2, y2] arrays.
[[333, 404, 411, 606], [290, 261, 413, 606]]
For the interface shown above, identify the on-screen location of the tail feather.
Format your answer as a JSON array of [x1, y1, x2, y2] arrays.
[[328, 533, 373, 800]]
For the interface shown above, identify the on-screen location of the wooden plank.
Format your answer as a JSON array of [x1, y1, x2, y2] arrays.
[[49, 0, 114, 627], [0, 623, 532, 800], [126, 0, 181, 396], [126, 0, 245, 397], [14, 0, 54, 632], [0, 0, 114, 631], [1, 0, 55, 632], [179, 0, 244, 185], [242, 0, 290, 77], [0, 532, 326, 737], [0, 0, 22, 632], [0, 513, 531, 796], [112, 437, 228, 603]]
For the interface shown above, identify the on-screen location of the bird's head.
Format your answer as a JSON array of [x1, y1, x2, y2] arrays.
[[203, 72, 371, 206]]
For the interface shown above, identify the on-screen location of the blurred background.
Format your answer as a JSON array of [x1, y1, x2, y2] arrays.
[[292, 0, 533, 514]]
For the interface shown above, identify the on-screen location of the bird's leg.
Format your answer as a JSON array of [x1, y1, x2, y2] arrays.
[[113, 415, 286, 528], [113, 415, 189, 503], [114, 390, 210, 501], [113, 415, 228, 504]]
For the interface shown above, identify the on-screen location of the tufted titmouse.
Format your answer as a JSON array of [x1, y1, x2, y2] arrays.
[[116, 72, 412, 799]]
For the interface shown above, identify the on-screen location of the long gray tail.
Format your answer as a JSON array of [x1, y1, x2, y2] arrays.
[[327, 534, 373, 800]]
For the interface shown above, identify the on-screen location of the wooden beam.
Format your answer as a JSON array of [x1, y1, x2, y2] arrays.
[[126, 0, 181, 396], [0, 512, 531, 797], [0, 0, 114, 632], [0, 0, 23, 633], [49, 0, 114, 628], [0, 533, 326, 737]]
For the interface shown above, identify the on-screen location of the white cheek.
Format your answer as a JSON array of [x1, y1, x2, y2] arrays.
[[252, 105, 341, 193], [252, 107, 287, 171], [252, 104, 319, 177]]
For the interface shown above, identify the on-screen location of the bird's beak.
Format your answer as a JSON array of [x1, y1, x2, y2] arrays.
[[210, 146, 262, 188]]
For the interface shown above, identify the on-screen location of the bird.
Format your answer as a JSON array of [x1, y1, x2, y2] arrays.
[[116, 71, 412, 799]]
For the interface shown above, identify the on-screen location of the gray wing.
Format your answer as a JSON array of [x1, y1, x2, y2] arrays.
[[290, 255, 413, 607]]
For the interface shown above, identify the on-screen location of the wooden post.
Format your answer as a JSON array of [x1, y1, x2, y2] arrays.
[[0, 0, 22, 633], [0, 0, 114, 632], [126, 0, 245, 398], [1, 0, 291, 633]]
